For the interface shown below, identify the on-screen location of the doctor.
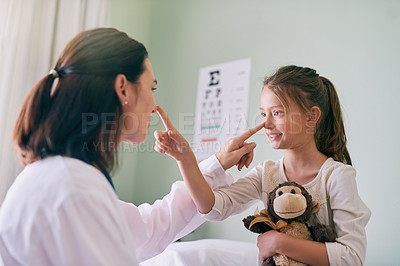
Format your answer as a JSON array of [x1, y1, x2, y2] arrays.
[[0, 28, 257, 265]]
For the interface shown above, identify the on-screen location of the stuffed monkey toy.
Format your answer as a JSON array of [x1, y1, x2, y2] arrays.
[[243, 181, 336, 266]]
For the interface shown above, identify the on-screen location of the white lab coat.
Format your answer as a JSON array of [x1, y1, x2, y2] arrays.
[[0, 155, 232, 266]]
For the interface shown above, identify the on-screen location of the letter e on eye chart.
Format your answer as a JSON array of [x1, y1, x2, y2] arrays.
[[193, 58, 251, 161]]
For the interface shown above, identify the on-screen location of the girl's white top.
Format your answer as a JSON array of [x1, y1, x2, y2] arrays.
[[0, 155, 232, 266], [203, 157, 371, 266]]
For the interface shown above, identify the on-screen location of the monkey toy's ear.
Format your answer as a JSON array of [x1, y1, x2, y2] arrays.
[[242, 215, 273, 234], [311, 200, 320, 213]]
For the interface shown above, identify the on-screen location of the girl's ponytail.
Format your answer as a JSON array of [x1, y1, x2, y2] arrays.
[[264, 65, 352, 165], [13, 72, 57, 163], [317, 77, 352, 165]]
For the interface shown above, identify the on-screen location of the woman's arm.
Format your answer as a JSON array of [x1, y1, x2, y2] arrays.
[[175, 151, 216, 213], [154, 106, 263, 213], [120, 181, 204, 262], [122, 153, 236, 263], [153, 106, 214, 213]]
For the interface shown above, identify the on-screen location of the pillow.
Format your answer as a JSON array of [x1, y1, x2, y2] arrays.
[[140, 239, 258, 266]]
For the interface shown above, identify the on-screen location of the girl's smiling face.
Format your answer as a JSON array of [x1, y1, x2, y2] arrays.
[[260, 87, 313, 150]]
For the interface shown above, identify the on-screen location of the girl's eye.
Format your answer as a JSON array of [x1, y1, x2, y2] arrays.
[[152, 87, 157, 91], [260, 112, 266, 117], [273, 111, 280, 117]]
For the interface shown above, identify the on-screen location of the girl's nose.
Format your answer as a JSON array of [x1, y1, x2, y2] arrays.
[[263, 116, 274, 129]]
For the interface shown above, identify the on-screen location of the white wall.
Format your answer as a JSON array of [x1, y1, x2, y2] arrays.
[[111, 1, 400, 264]]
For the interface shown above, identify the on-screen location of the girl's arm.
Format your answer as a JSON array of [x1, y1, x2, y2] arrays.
[[258, 231, 329, 266], [154, 106, 263, 213], [325, 165, 371, 265]]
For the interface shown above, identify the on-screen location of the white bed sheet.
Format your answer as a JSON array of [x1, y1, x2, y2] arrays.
[[140, 239, 259, 266]]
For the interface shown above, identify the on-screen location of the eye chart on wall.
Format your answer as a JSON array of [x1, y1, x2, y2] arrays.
[[193, 58, 251, 161]]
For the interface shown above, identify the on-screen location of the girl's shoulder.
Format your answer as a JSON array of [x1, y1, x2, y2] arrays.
[[258, 158, 281, 170], [259, 158, 285, 194], [320, 158, 356, 182], [258, 159, 282, 180]]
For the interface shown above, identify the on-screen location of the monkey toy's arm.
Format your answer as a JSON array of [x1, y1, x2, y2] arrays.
[[308, 224, 337, 242], [243, 215, 275, 234], [243, 215, 277, 266]]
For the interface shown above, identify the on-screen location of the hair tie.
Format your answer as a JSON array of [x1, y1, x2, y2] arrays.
[[49, 69, 59, 78]]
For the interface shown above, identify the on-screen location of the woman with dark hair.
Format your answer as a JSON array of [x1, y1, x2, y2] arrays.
[[0, 28, 256, 265]]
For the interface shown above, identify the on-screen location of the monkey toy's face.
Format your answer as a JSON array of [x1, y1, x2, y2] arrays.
[[273, 185, 306, 219], [268, 181, 319, 223]]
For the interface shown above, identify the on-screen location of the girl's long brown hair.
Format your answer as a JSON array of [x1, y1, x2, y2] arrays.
[[264, 65, 352, 165], [13, 28, 148, 174]]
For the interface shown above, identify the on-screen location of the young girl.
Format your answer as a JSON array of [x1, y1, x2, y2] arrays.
[[155, 65, 371, 265]]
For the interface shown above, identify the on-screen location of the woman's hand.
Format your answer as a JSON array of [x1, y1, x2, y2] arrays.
[[154, 106, 193, 162], [216, 122, 264, 171], [154, 105, 214, 213]]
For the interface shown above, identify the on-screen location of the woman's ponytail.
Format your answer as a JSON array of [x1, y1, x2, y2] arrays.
[[13, 73, 56, 163], [317, 77, 352, 165], [13, 28, 148, 173]]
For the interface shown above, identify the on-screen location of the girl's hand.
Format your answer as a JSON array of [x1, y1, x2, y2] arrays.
[[257, 230, 282, 260], [216, 122, 264, 171], [154, 106, 193, 162]]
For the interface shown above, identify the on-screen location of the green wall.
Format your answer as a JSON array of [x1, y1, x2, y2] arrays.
[[111, 1, 400, 264]]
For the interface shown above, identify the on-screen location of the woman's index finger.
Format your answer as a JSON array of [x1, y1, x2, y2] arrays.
[[156, 105, 175, 130], [237, 122, 264, 141]]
